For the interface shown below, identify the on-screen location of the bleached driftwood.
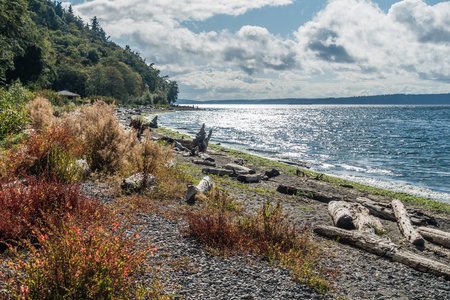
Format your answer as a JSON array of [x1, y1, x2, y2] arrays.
[[328, 201, 355, 230], [353, 204, 384, 233], [192, 160, 216, 167], [186, 176, 215, 204], [418, 227, 450, 249], [314, 225, 450, 279], [355, 197, 437, 226], [392, 199, 425, 246], [224, 163, 255, 175]]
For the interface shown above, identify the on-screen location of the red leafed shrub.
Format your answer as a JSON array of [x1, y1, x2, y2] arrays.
[[3, 218, 153, 300], [0, 177, 104, 243], [3, 124, 86, 182]]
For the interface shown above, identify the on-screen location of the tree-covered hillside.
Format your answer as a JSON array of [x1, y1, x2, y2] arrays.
[[0, 0, 178, 105]]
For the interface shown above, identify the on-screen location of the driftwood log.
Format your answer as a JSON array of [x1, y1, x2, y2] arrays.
[[224, 163, 255, 175], [392, 199, 425, 246], [314, 225, 450, 279], [193, 124, 212, 153], [192, 160, 216, 167], [186, 176, 215, 204], [328, 201, 355, 230], [276, 184, 339, 203], [353, 204, 384, 233], [418, 227, 450, 249], [237, 174, 260, 183], [202, 168, 233, 176], [355, 197, 437, 226]]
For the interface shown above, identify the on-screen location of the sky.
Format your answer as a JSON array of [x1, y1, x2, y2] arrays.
[[65, 0, 450, 100]]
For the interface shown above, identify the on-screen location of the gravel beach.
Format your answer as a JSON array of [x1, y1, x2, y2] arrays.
[[101, 107, 450, 299]]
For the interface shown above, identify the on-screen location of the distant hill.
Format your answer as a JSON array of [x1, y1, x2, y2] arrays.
[[177, 94, 450, 105]]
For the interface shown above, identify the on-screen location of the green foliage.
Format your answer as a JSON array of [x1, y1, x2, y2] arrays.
[[1, 0, 178, 104], [0, 83, 33, 139]]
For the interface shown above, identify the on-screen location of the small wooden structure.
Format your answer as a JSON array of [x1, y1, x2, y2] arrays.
[[57, 90, 80, 102]]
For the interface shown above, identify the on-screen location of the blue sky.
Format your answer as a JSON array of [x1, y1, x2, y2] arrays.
[[66, 0, 450, 100]]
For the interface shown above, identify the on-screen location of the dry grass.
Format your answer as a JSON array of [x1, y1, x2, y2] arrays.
[[66, 100, 140, 173], [25, 97, 56, 130]]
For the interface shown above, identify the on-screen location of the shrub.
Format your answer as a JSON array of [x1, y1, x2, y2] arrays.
[[186, 200, 333, 293], [0, 83, 33, 140], [25, 97, 56, 130], [1, 217, 167, 300], [0, 177, 104, 242], [67, 101, 139, 173], [3, 124, 86, 182]]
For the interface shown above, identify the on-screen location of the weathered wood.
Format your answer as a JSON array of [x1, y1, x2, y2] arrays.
[[186, 176, 215, 204], [328, 201, 355, 230], [418, 227, 450, 249], [353, 204, 384, 233], [237, 174, 260, 183], [121, 173, 154, 191], [192, 160, 216, 167], [193, 124, 213, 153], [265, 169, 280, 178], [149, 115, 158, 128], [392, 199, 425, 246], [224, 163, 255, 174], [202, 168, 233, 176], [276, 184, 338, 203], [355, 197, 437, 226], [355, 197, 395, 221], [314, 225, 450, 279]]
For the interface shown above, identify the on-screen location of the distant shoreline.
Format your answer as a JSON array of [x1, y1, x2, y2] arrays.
[[177, 93, 450, 105]]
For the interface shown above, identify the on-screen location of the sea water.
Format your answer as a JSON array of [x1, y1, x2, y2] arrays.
[[155, 105, 450, 203]]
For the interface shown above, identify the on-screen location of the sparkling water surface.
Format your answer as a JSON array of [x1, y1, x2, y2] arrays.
[[156, 105, 450, 202]]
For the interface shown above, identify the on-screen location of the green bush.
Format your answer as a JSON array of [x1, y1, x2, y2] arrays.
[[0, 83, 33, 139]]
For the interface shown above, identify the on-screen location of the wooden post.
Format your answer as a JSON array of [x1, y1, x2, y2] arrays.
[[391, 199, 425, 246]]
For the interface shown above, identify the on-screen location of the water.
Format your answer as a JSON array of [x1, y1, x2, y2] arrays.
[[155, 105, 450, 203]]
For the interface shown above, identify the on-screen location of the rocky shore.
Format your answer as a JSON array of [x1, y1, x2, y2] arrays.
[[100, 107, 450, 299]]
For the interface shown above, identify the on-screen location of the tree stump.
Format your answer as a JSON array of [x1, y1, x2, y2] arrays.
[[192, 124, 212, 153]]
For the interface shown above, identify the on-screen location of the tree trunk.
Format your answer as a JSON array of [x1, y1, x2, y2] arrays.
[[328, 201, 355, 230], [314, 225, 450, 279], [391, 199, 425, 246], [186, 176, 215, 204], [418, 227, 450, 249]]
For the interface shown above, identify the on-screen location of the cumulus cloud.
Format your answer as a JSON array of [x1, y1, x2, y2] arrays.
[[72, 0, 450, 99]]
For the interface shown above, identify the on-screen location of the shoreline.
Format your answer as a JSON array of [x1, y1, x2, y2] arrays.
[[139, 108, 450, 214]]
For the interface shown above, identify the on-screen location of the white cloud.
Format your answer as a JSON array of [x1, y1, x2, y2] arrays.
[[73, 0, 450, 99]]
